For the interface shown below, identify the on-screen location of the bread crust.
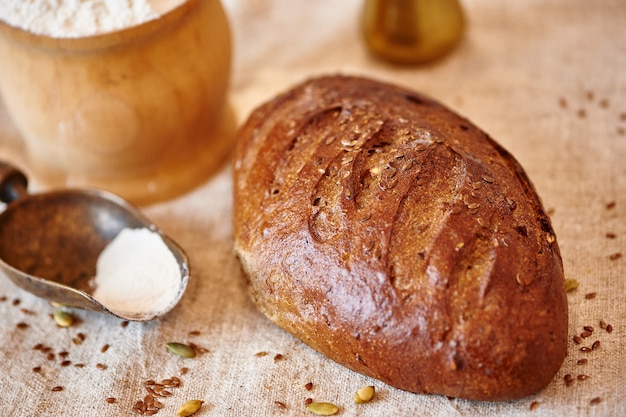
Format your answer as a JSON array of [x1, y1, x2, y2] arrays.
[[233, 75, 567, 401]]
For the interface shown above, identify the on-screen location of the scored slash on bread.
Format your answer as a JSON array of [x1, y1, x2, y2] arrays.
[[233, 75, 567, 401]]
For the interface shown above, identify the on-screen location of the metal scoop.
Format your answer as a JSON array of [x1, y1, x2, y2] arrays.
[[0, 162, 189, 321]]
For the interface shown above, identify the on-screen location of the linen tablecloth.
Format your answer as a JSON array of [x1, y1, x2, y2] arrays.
[[1, 0, 624, 415]]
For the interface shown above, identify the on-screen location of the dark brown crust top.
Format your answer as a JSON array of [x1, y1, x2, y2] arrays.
[[233, 75, 567, 401]]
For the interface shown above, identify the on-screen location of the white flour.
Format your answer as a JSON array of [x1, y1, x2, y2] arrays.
[[0, 0, 160, 38], [92, 228, 181, 317]]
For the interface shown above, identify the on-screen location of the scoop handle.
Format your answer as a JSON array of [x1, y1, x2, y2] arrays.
[[0, 161, 28, 204]]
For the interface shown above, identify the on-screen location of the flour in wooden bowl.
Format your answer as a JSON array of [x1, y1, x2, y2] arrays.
[[0, 0, 160, 37]]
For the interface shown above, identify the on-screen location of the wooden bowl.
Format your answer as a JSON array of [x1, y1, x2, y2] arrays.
[[0, 0, 233, 205]]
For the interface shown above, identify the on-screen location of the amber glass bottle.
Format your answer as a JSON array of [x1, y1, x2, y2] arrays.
[[362, 0, 465, 64]]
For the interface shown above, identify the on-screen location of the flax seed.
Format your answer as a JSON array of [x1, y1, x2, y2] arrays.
[[121, 320, 129, 328], [599, 320, 608, 329], [592, 340, 600, 350], [188, 342, 208, 355], [96, 363, 108, 370], [606, 324, 613, 333], [101, 344, 110, 353], [133, 400, 145, 414], [145, 387, 159, 398], [581, 330, 592, 338], [16, 322, 28, 329], [106, 397, 117, 404], [60, 360, 72, 367], [32, 366, 42, 372], [573, 335, 582, 344], [577, 374, 590, 381], [609, 252, 622, 261], [590, 397, 602, 405], [577, 359, 588, 365], [51, 386, 64, 392], [580, 347, 592, 352], [275, 401, 287, 409], [529, 401, 540, 411], [585, 293, 596, 299], [305, 382, 313, 390]]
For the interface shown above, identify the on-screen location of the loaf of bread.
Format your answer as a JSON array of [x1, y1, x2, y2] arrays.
[[232, 75, 567, 401]]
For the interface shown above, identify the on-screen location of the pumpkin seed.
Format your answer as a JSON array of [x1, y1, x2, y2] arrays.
[[306, 401, 339, 415], [50, 301, 68, 308], [53, 310, 74, 327], [354, 385, 375, 403], [177, 399, 204, 416], [564, 279, 579, 292], [166, 342, 196, 358]]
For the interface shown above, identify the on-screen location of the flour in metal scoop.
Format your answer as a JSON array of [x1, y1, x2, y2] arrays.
[[92, 227, 181, 317]]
